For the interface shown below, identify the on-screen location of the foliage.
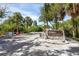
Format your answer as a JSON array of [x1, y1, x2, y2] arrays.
[[39, 3, 66, 29], [65, 3, 79, 38], [0, 3, 79, 39], [0, 5, 7, 18], [23, 16, 33, 33], [33, 20, 37, 26], [28, 25, 43, 32]]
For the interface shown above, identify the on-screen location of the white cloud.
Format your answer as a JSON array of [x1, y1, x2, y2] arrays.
[[9, 5, 39, 21]]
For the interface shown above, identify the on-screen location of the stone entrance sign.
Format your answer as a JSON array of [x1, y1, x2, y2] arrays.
[[40, 29, 65, 40]]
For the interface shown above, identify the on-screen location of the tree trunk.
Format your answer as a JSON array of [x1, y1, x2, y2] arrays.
[[75, 21, 78, 37], [72, 4, 76, 38], [62, 20, 66, 41], [26, 24, 28, 32], [55, 20, 58, 29], [46, 21, 49, 28], [47, 21, 49, 28], [16, 20, 19, 35], [72, 18, 75, 38], [47, 21, 48, 39], [16, 24, 19, 35]]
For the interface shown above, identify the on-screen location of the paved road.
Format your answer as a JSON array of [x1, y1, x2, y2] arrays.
[[0, 34, 79, 56]]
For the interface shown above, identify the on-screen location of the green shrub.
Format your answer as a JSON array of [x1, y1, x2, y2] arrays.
[[28, 25, 43, 32], [64, 27, 73, 37], [36, 26, 43, 32], [28, 25, 37, 32]]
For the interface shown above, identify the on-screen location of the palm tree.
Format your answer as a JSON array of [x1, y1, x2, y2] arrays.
[[33, 20, 37, 26], [0, 5, 6, 18], [66, 3, 79, 38], [12, 12, 23, 34], [39, 3, 52, 28], [24, 16, 33, 32], [49, 4, 65, 29], [0, 5, 9, 35]]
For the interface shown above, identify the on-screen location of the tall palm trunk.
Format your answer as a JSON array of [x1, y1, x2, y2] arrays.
[[55, 22, 58, 29], [73, 3, 78, 37], [45, 14, 49, 28], [46, 21, 49, 28], [46, 21, 49, 39], [75, 21, 78, 37], [62, 20, 65, 41], [72, 18, 75, 38], [55, 18, 58, 29], [72, 4, 76, 38]]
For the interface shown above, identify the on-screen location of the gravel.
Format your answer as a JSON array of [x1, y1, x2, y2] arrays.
[[0, 33, 79, 56]]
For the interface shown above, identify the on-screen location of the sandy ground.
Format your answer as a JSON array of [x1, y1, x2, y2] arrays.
[[0, 33, 79, 56]]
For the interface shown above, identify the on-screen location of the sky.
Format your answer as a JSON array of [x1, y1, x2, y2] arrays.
[[0, 3, 44, 25], [0, 3, 71, 25]]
